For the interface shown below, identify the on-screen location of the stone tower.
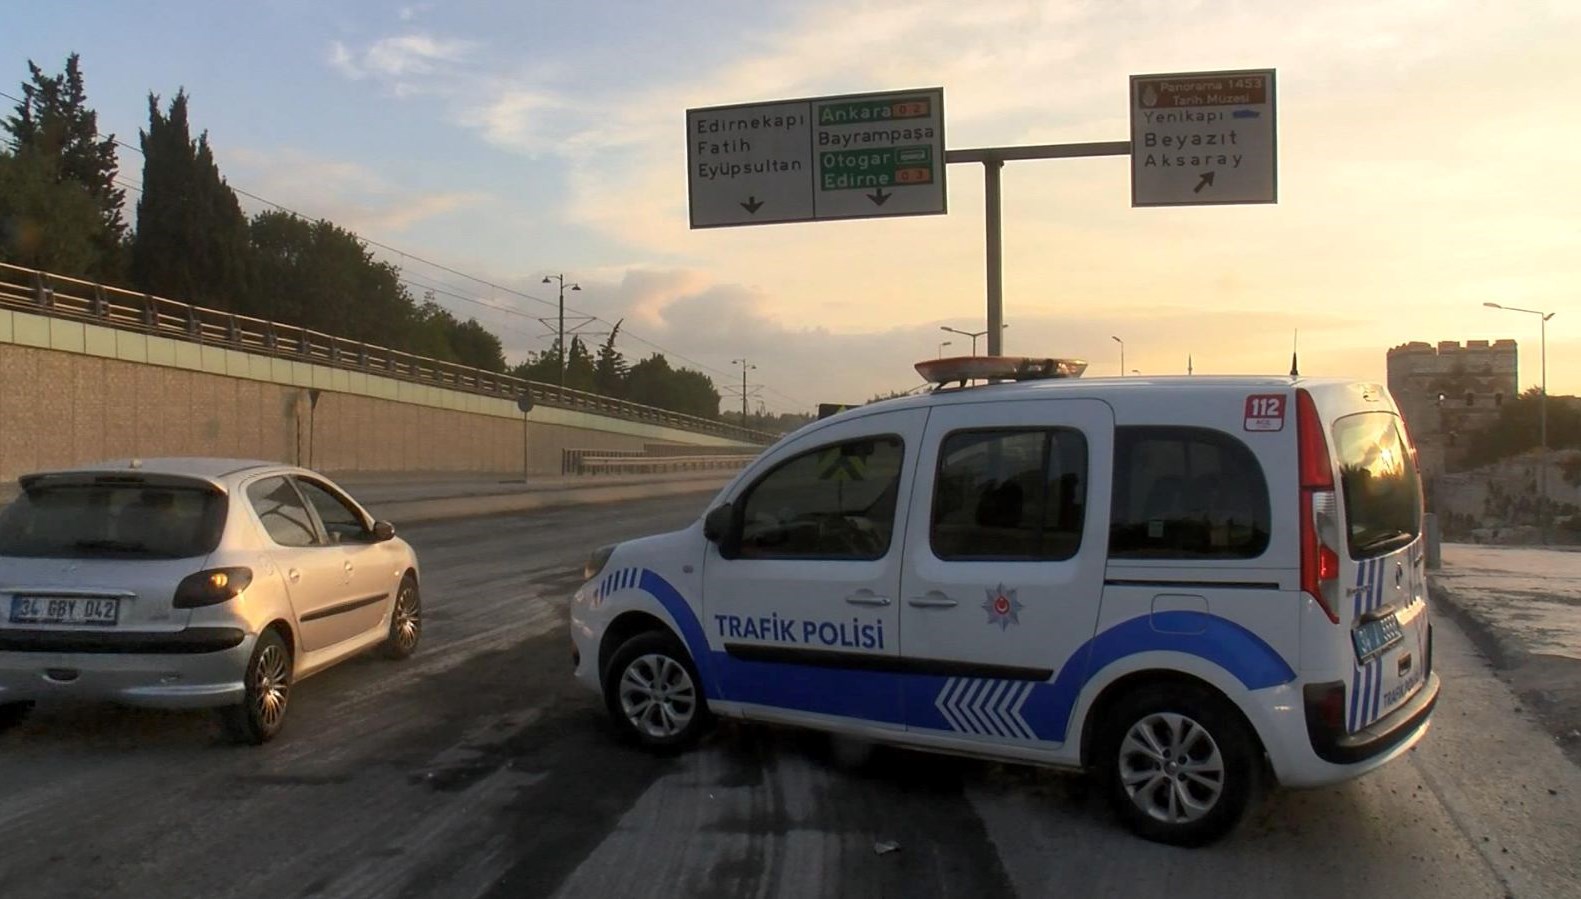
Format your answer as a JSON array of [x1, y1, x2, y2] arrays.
[[1386, 339, 1519, 477]]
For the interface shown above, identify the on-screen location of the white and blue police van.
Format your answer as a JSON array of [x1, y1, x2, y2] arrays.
[[569, 356, 1440, 845]]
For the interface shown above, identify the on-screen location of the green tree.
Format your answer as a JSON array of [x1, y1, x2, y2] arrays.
[[1461, 387, 1581, 469], [564, 336, 597, 391], [248, 210, 416, 347], [132, 90, 251, 308], [626, 353, 720, 418], [3, 54, 126, 278], [594, 320, 629, 398], [0, 147, 104, 275]]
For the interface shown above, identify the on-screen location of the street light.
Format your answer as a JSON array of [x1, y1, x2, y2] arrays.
[[940, 323, 1009, 356], [1111, 335, 1125, 376], [732, 358, 757, 423], [938, 340, 953, 358], [1485, 301, 1557, 541], [543, 274, 581, 386]]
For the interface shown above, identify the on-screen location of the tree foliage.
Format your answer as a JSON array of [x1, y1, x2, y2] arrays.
[[1, 54, 726, 416], [1459, 388, 1581, 470], [0, 148, 105, 275], [132, 90, 251, 307], [1, 54, 125, 279]]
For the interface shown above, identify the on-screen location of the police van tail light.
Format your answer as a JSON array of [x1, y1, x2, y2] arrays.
[[1297, 389, 1341, 624]]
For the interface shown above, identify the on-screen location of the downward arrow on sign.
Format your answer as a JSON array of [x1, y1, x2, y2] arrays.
[[1193, 171, 1216, 194], [740, 196, 764, 214], [867, 187, 891, 206]]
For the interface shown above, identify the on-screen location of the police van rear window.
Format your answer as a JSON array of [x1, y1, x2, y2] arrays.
[[1109, 427, 1270, 559], [1331, 412, 1421, 559]]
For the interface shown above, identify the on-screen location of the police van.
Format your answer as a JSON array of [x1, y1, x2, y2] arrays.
[[569, 356, 1440, 845]]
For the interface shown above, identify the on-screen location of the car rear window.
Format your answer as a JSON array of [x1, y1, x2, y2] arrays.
[[1109, 427, 1271, 559], [0, 481, 227, 559], [1331, 412, 1421, 558]]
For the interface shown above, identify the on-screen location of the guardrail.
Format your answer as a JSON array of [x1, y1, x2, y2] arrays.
[[577, 454, 758, 476], [0, 263, 779, 445]]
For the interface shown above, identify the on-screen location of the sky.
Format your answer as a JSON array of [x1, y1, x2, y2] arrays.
[[4, 0, 1578, 411]]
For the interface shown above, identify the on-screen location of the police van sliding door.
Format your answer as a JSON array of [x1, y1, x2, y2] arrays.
[[701, 408, 931, 730], [897, 399, 1114, 747]]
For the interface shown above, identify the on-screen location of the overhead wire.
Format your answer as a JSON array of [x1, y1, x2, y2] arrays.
[[3, 87, 815, 408]]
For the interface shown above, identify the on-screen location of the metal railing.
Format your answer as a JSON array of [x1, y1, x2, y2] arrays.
[[0, 263, 778, 444], [576, 454, 757, 476]]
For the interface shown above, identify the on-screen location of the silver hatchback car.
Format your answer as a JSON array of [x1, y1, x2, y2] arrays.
[[0, 458, 421, 743]]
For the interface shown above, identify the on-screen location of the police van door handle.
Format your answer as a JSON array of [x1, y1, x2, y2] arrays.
[[844, 591, 892, 607], [907, 592, 958, 609]]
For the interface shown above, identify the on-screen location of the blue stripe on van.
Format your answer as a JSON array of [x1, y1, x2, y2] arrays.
[[632, 569, 1296, 744]]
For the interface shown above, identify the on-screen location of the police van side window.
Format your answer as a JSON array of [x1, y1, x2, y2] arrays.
[[931, 428, 1088, 561], [735, 435, 904, 561], [1109, 427, 1270, 559]]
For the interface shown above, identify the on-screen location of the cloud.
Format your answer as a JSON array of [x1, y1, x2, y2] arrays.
[[326, 33, 475, 86], [221, 147, 488, 235]]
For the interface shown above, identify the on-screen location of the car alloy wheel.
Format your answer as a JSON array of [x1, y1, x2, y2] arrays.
[[618, 653, 697, 739]]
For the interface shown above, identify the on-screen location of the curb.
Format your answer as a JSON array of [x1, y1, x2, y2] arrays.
[[369, 474, 731, 525], [1427, 576, 1522, 671]]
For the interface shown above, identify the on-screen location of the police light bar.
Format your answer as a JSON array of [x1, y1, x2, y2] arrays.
[[914, 355, 1088, 386]]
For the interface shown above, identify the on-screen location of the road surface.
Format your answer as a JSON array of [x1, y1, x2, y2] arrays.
[[2, 495, 1578, 898]]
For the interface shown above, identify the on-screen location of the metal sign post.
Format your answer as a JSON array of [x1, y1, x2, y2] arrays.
[[944, 142, 1132, 357]]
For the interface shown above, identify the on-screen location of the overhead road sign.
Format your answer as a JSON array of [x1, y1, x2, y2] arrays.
[[1131, 69, 1277, 206], [687, 87, 947, 228]]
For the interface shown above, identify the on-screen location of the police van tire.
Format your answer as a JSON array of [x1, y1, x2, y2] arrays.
[[1098, 683, 1258, 847], [604, 631, 711, 753]]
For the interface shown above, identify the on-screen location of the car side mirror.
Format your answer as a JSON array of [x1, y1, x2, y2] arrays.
[[371, 520, 397, 542], [703, 504, 733, 544]]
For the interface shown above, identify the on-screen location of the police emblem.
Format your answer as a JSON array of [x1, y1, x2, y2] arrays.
[[982, 584, 1023, 630]]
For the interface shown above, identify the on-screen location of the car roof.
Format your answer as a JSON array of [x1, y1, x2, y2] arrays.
[[19, 457, 288, 489]]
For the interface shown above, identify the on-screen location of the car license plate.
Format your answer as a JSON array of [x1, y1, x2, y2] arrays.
[[1352, 613, 1404, 663], [8, 595, 121, 626]]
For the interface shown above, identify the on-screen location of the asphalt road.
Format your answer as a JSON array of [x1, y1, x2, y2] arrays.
[[2, 494, 1579, 899]]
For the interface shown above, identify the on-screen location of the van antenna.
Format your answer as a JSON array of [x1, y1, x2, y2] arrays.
[[1289, 329, 1300, 377]]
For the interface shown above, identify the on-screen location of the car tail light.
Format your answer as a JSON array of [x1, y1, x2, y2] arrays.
[[174, 567, 253, 609], [1297, 389, 1341, 624]]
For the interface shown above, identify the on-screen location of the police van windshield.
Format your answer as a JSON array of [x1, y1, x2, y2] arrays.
[[1331, 413, 1421, 558]]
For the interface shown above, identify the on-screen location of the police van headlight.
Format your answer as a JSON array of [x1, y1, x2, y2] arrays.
[[584, 544, 616, 581]]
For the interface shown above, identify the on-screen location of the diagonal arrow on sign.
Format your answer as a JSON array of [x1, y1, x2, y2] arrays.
[[1193, 171, 1215, 194]]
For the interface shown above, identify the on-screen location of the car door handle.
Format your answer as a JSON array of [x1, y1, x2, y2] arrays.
[[287, 569, 302, 584], [844, 592, 892, 607], [907, 594, 958, 609]]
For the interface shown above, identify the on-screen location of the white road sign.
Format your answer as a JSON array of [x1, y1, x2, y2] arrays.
[[687, 88, 946, 229], [1130, 69, 1277, 207]]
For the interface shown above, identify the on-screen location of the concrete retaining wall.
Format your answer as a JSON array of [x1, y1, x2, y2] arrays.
[[0, 307, 755, 483]]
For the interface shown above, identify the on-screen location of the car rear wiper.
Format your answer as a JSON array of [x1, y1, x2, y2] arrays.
[[1354, 529, 1414, 554]]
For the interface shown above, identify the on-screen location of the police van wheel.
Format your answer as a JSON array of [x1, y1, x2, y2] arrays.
[[1098, 683, 1258, 847], [604, 631, 711, 752]]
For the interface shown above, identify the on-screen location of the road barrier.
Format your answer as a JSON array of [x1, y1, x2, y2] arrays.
[[575, 453, 758, 476], [0, 263, 779, 446]]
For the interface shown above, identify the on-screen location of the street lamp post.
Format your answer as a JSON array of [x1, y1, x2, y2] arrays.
[[940, 323, 1008, 356], [1111, 335, 1125, 376], [732, 358, 756, 423], [542, 274, 581, 386], [938, 340, 953, 358], [1484, 301, 1557, 542]]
